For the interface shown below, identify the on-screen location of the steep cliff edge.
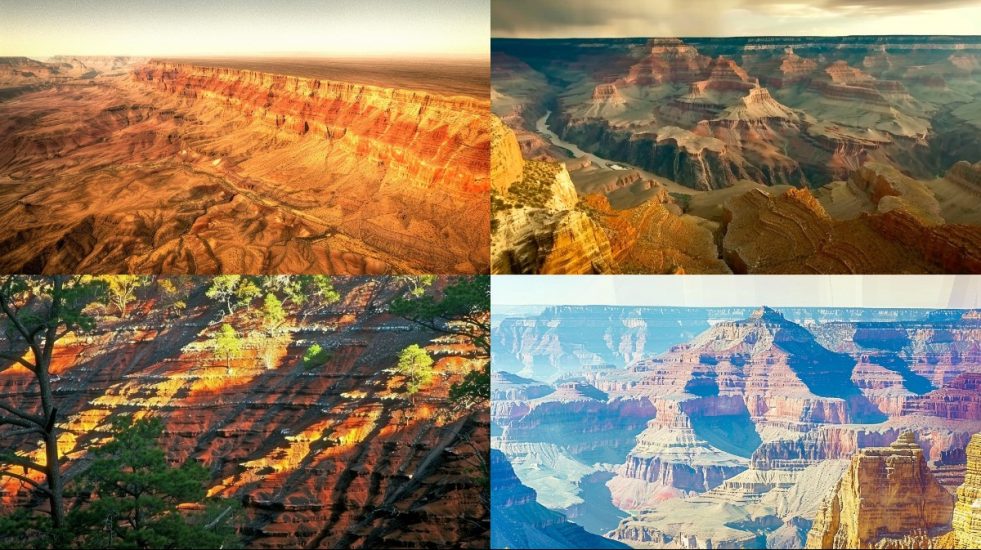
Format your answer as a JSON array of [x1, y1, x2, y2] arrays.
[[805, 432, 955, 549], [0, 60, 490, 274], [135, 62, 489, 194], [952, 433, 981, 549], [490, 115, 728, 274]]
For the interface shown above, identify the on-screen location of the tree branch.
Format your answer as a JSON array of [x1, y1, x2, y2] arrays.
[[0, 414, 39, 430], [0, 426, 44, 439], [0, 470, 51, 496], [0, 453, 48, 474], [0, 400, 45, 427], [0, 351, 37, 372]]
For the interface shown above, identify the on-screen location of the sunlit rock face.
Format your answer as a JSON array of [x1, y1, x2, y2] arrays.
[[0, 58, 490, 274], [490, 118, 729, 275], [805, 432, 955, 549], [952, 434, 981, 549], [0, 278, 488, 548], [492, 305, 981, 549], [492, 35, 981, 273]]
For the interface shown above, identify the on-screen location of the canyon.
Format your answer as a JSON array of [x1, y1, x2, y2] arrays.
[[0, 276, 489, 548], [0, 56, 490, 274], [490, 305, 981, 548], [491, 36, 981, 274]]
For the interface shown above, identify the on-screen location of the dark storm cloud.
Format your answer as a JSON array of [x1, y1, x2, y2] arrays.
[[491, 0, 981, 37]]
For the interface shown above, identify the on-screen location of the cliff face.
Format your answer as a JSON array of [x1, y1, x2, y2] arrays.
[[136, 62, 489, 194], [490, 114, 524, 195], [952, 434, 981, 549], [0, 59, 489, 274], [490, 116, 729, 274], [805, 432, 955, 549]]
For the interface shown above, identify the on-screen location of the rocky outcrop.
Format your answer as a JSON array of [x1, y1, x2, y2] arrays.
[[491, 114, 524, 195], [491, 117, 728, 274], [946, 161, 981, 194], [952, 433, 981, 549], [722, 186, 981, 274], [805, 432, 955, 549], [624, 38, 709, 86], [610, 401, 749, 509]]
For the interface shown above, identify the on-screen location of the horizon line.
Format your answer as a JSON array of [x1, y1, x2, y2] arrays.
[[491, 33, 981, 40]]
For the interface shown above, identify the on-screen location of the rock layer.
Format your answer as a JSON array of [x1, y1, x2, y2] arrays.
[[952, 433, 981, 549], [805, 432, 955, 549], [0, 58, 490, 274]]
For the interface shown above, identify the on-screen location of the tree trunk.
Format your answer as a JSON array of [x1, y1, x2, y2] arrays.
[[44, 425, 64, 529]]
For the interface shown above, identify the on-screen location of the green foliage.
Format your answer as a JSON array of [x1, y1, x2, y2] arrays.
[[234, 279, 261, 305], [449, 365, 490, 410], [390, 276, 490, 353], [393, 275, 436, 297], [211, 324, 243, 371], [260, 293, 286, 335], [204, 275, 242, 315], [302, 344, 331, 370], [0, 508, 55, 549], [103, 275, 152, 318], [395, 344, 435, 396], [305, 276, 341, 306], [390, 276, 489, 410], [0, 276, 106, 340], [669, 192, 693, 212], [156, 277, 192, 318], [255, 276, 341, 308], [65, 416, 238, 549]]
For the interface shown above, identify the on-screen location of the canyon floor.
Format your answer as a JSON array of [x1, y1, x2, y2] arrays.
[[0, 276, 490, 548], [491, 36, 981, 274], [491, 305, 981, 548], [0, 56, 490, 274]]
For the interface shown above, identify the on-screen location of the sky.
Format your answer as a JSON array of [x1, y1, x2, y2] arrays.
[[0, 0, 488, 58], [492, 275, 981, 309], [492, 0, 981, 38]]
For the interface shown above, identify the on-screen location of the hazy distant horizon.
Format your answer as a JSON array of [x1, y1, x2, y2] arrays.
[[492, 276, 981, 308], [492, 0, 981, 38], [0, 0, 489, 58]]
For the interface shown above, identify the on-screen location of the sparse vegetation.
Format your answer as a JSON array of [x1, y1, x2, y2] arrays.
[[303, 343, 331, 370], [0, 276, 106, 542], [395, 344, 435, 400], [103, 275, 152, 318], [211, 323, 243, 373], [669, 192, 693, 212]]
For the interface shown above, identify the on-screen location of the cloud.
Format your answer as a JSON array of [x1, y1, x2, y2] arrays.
[[492, 0, 981, 37]]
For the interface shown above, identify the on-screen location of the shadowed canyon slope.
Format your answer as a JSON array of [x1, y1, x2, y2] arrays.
[[491, 36, 981, 274], [490, 305, 981, 548], [0, 57, 490, 274], [0, 277, 489, 548]]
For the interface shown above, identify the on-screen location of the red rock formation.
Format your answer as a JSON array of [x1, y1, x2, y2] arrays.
[[136, 62, 489, 194], [722, 187, 981, 274], [624, 39, 710, 86]]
